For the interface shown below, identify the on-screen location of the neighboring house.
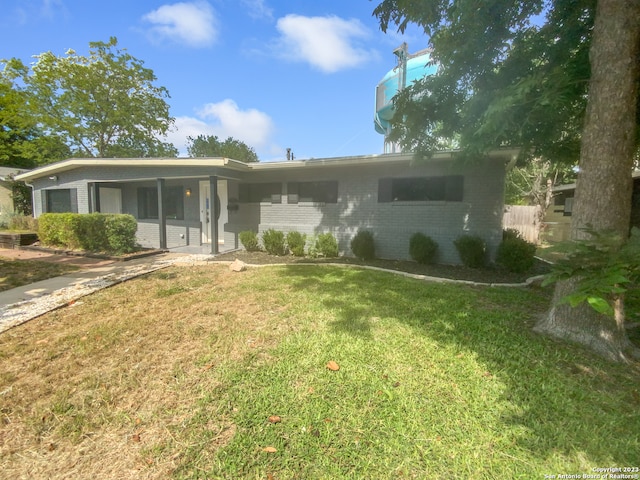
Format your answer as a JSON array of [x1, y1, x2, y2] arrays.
[[0, 167, 26, 215], [542, 170, 640, 242], [15, 150, 517, 264]]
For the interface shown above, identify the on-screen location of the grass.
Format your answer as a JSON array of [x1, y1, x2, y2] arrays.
[[0, 264, 638, 479], [0, 256, 79, 292]]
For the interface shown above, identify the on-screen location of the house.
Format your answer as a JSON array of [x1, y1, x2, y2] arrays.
[[542, 170, 640, 242], [0, 167, 26, 215], [15, 150, 517, 264]]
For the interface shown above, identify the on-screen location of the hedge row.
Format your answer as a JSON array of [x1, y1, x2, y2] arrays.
[[38, 213, 138, 255], [239, 228, 537, 272], [239, 229, 339, 258]]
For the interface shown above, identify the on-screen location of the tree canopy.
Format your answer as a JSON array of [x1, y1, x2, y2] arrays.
[[0, 61, 70, 168], [186, 135, 259, 162], [374, 0, 604, 164], [1, 37, 176, 159]]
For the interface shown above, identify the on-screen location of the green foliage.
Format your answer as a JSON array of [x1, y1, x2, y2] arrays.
[[454, 234, 487, 268], [239, 230, 260, 252], [350, 230, 375, 260], [187, 134, 258, 162], [286, 231, 306, 257], [6, 37, 174, 158], [0, 67, 71, 168], [315, 232, 339, 258], [37, 213, 137, 254], [104, 214, 138, 254], [262, 229, 286, 256], [496, 229, 537, 273], [373, 0, 597, 164], [542, 227, 640, 316], [409, 232, 439, 264], [8, 178, 33, 215]]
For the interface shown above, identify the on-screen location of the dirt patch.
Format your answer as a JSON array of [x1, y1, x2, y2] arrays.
[[214, 250, 550, 284]]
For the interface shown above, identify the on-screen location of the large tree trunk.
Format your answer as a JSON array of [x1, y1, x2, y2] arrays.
[[535, 0, 640, 362]]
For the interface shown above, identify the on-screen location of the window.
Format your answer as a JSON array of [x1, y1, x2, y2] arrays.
[[238, 183, 282, 203], [563, 197, 573, 216], [378, 176, 463, 202], [46, 189, 77, 213], [287, 181, 338, 204], [137, 186, 184, 220]]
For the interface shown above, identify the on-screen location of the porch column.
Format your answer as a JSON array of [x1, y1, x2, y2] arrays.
[[210, 175, 218, 254], [157, 178, 167, 249], [89, 183, 101, 213]]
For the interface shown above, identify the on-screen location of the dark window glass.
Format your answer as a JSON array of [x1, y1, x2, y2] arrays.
[[378, 176, 464, 202], [137, 186, 184, 220], [238, 183, 282, 203], [287, 181, 338, 203], [46, 189, 77, 213]]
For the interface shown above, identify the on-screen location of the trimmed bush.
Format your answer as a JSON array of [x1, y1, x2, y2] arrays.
[[315, 232, 339, 258], [239, 230, 260, 252], [350, 230, 375, 260], [409, 232, 439, 264], [105, 214, 138, 254], [262, 229, 286, 256], [496, 230, 536, 273], [286, 231, 306, 257], [37, 213, 137, 255], [454, 234, 487, 268]]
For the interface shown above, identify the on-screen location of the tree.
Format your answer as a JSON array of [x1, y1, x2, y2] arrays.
[[374, 0, 640, 360], [186, 135, 259, 162], [3, 37, 175, 159], [0, 61, 70, 168]]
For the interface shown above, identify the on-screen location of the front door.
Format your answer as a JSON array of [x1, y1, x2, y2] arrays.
[[199, 180, 228, 245]]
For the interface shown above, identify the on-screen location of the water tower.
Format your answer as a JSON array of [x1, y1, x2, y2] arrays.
[[374, 43, 436, 153]]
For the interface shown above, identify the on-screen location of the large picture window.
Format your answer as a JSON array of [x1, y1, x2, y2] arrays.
[[287, 181, 338, 204], [45, 189, 77, 213], [238, 183, 282, 203], [378, 176, 463, 202], [137, 186, 184, 220]]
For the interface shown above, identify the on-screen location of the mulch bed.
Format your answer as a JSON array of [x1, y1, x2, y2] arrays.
[[214, 250, 551, 284]]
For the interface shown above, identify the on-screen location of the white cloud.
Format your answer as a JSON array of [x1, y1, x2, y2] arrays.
[[274, 14, 375, 73], [166, 99, 277, 157], [241, 0, 273, 20], [142, 1, 218, 48]]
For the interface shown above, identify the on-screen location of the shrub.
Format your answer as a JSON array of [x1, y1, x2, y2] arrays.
[[454, 234, 487, 268], [350, 230, 375, 260], [262, 229, 286, 256], [239, 230, 260, 252], [496, 235, 536, 273], [286, 231, 306, 257], [8, 214, 38, 232], [105, 214, 138, 254], [315, 232, 339, 258], [409, 232, 439, 264], [37, 213, 137, 255]]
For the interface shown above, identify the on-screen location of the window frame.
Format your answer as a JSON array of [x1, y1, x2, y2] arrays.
[[378, 175, 464, 203], [287, 181, 338, 204]]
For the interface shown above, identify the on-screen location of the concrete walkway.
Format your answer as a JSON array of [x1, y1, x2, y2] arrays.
[[0, 248, 212, 334]]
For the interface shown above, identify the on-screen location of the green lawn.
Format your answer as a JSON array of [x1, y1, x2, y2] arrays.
[[1, 264, 638, 479]]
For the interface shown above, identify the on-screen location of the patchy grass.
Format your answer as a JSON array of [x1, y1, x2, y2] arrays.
[[0, 264, 638, 479], [0, 256, 79, 292]]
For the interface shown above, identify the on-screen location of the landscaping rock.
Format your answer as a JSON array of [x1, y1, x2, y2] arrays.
[[229, 259, 247, 272]]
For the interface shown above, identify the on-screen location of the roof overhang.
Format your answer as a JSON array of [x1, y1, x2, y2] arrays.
[[15, 148, 521, 182]]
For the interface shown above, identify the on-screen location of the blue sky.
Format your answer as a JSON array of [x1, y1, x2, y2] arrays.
[[0, 0, 428, 161]]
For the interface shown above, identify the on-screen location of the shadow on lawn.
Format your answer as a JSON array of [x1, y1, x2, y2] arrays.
[[282, 265, 640, 467]]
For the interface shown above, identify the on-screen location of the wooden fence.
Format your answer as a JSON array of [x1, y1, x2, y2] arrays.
[[503, 205, 541, 244]]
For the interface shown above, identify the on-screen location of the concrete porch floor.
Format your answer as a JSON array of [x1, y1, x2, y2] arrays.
[[168, 244, 239, 256]]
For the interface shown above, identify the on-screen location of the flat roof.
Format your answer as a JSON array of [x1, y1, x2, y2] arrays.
[[15, 149, 521, 182]]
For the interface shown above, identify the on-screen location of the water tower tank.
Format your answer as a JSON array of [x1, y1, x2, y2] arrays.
[[374, 43, 436, 153]]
